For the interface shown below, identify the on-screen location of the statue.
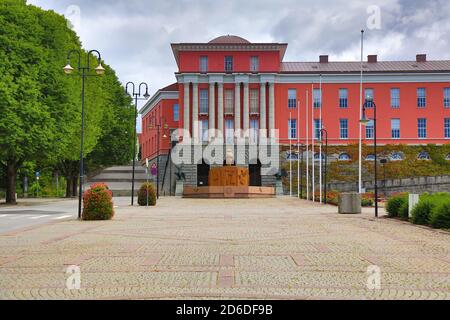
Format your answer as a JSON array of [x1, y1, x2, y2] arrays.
[[225, 148, 234, 166]]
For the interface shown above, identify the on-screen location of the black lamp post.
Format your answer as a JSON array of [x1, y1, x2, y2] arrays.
[[125, 82, 150, 206], [319, 128, 328, 204], [63, 50, 105, 219], [148, 117, 168, 199], [360, 95, 378, 217]]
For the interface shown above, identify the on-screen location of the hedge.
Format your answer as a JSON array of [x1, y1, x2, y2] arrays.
[[82, 183, 114, 220]]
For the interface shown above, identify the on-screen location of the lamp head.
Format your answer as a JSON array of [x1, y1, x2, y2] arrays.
[[63, 64, 74, 74], [360, 114, 370, 126], [143, 89, 150, 100], [95, 63, 105, 75]]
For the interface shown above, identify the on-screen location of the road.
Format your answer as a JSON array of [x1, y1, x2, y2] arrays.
[[0, 197, 130, 234]]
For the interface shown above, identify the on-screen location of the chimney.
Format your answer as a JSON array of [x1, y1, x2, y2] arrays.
[[416, 54, 427, 62], [319, 55, 329, 63], [368, 55, 378, 63]]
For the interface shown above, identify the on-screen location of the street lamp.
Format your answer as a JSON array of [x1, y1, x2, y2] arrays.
[[318, 128, 328, 204], [360, 95, 379, 217], [148, 117, 169, 199], [125, 82, 150, 206], [63, 49, 104, 219]]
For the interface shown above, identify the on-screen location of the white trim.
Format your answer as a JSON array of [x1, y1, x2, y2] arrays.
[[139, 91, 179, 116]]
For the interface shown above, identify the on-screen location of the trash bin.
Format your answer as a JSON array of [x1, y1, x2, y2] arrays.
[[338, 192, 362, 214]]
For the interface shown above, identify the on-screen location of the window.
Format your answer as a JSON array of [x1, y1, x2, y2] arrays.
[[417, 88, 426, 108], [446, 154, 450, 161], [200, 56, 208, 73], [225, 119, 234, 144], [224, 89, 234, 114], [225, 56, 233, 72], [250, 119, 259, 143], [250, 56, 259, 72], [200, 119, 209, 142], [365, 154, 376, 161], [445, 118, 450, 138], [313, 89, 321, 108], [418, 118, 427, 138], [390, 152, 404, 161], [250, 89, 259, 114], [173, 104, 179, 121], [288, 89, 297, 108], [365, 89, 374, 108], [340, 119, 348, 139], [288, 119, 297, 140], [286, 152, 299, 161], [418, 152, 430, 161], [314, 153, 325, 161], [339, 89, 348, 108], [391, 119, 400, 139], [314, 119, 321, 140], [444, 88, 450, 108], [366, 120, 374, 139], [199, 89, 208, 114], [391, 88, 400, 108], [338, 153, 351, 161]]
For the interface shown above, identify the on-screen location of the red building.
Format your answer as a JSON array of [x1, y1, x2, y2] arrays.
[[139, 35, 450, 192]]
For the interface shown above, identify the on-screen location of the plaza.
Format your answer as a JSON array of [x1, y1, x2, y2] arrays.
[[0, 197, 448, 300]]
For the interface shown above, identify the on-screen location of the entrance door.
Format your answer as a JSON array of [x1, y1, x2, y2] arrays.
[[197, 160, 210, 187], [249, 160, 262, 186]]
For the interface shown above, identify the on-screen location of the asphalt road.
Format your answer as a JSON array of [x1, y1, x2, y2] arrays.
[[0, 197, 130, 234]]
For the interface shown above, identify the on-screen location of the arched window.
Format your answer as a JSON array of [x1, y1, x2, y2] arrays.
[[338, 153, 351, 161], [446, 154, 450, 161], [390, 152, 404, 161], [314, 153, 325, 161], [418, 152, 430, 160], [365, 154, 376, 161], [286, 152, 299, 161]]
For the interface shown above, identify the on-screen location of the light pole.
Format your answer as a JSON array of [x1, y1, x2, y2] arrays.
[[319, 128, 328, 204], [125, 82, 150, 206], [360, 95, 378, 217], [148, 117, 168, 199], [63, 50, 105, 219]]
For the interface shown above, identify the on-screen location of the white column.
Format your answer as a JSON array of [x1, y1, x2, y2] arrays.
[[217, 83, 224, 138], [192, 82, 199, 142], [183, 82, 190, 139], [260, 83, 266, 137], [243, 82, 249, 134], [209, 82, 215, 139], [234, 83, 241, 134], [268, 82, 275, 137]]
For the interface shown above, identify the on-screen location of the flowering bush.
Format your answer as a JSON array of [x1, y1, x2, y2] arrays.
[[82, 183, 114, 220], [137, 182, 157, 206]]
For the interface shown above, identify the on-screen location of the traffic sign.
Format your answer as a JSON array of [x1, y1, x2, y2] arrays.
[[151, 163, 157, 176]]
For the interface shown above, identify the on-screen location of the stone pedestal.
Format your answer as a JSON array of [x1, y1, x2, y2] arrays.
[[209, 166, 249, 187], [338, 193, 362, 214], [175, 180, 184, 197], [275, 180, 284, 196], [408, 194, 419, 218]]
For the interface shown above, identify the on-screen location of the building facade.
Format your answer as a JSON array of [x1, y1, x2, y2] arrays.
[[139, 35, 450, 193]]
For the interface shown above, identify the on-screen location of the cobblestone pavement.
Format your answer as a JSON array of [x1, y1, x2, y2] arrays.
[[0, 197, 449, 300]]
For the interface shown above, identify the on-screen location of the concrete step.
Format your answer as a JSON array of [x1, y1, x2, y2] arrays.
[[91, 172, 149, 181], [103, 166, 146, 173]]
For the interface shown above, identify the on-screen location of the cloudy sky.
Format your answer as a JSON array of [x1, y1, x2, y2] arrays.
[[28, 0, 450, 93]]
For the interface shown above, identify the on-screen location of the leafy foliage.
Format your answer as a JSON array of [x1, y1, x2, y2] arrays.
[[386, 194, 408, 217], [430, 202, 450, 229], [82, 183, 114, 220], [137, 182, 157, 206]]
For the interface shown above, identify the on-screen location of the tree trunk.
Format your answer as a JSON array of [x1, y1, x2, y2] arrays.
[[65, 176, 72, 198], [5, 160, 17, 204], [72, 176, 78, 197]]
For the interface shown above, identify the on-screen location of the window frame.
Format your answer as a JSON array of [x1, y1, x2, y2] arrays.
[[173, 103, 179, 122], [224, 56, 233, 73], [391, 118, 400, 139], [199, 89, 209, 114], [391, 88, 400, 108], [288, 89, 297, 109], [417, 88, 426, 108], [250, 56, 259, 72], [199, 56, 208, 73], [339, 88, 348, 108], [339, 119, 348, 139], [418, 118, 427, 138]]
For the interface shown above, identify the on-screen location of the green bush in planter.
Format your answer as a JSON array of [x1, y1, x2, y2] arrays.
[[386, 194, 408, 217], [430, 202, 450, 229], [138, 182, 157, 206], [82, 183, 114, 220], [411, 200, 434, 225]]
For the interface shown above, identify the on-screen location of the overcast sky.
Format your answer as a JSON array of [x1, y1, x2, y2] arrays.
[[28, 0, 450, 93]]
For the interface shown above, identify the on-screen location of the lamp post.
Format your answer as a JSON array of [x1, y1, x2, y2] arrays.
[[125, 82, 150, 206], [148, 117, 168, 199], [360, 95, 378, 218], [63, 49, 105, 219], [319, 128, 328, 204]]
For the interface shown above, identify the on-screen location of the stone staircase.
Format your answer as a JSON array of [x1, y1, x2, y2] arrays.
[[84, 165, 152, 196]]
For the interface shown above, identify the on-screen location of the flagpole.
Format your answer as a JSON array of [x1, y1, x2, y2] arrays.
[[311, 82, 315, 203], [306, 90, 309, 201], [297, 100, 300, 198], [319, 74, 323, 204], [359, 30, 364, 194], [289, 111, 292, 197]]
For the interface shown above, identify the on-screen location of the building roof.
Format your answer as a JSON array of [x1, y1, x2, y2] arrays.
[[159, 82, 178, 91], [281, 60, 450, 74], [139, 83, 179, 116], [208, 35, 251, 44]]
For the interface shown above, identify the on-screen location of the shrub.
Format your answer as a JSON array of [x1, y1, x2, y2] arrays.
[[398, 201, 409, 220], [361, 198, 374, 207], [138, 182, 157, 206], [430, 201, 450, 229], [386, 194, 408, 217], [82, 183, 114, 220], [411, 200, 434, 225]]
